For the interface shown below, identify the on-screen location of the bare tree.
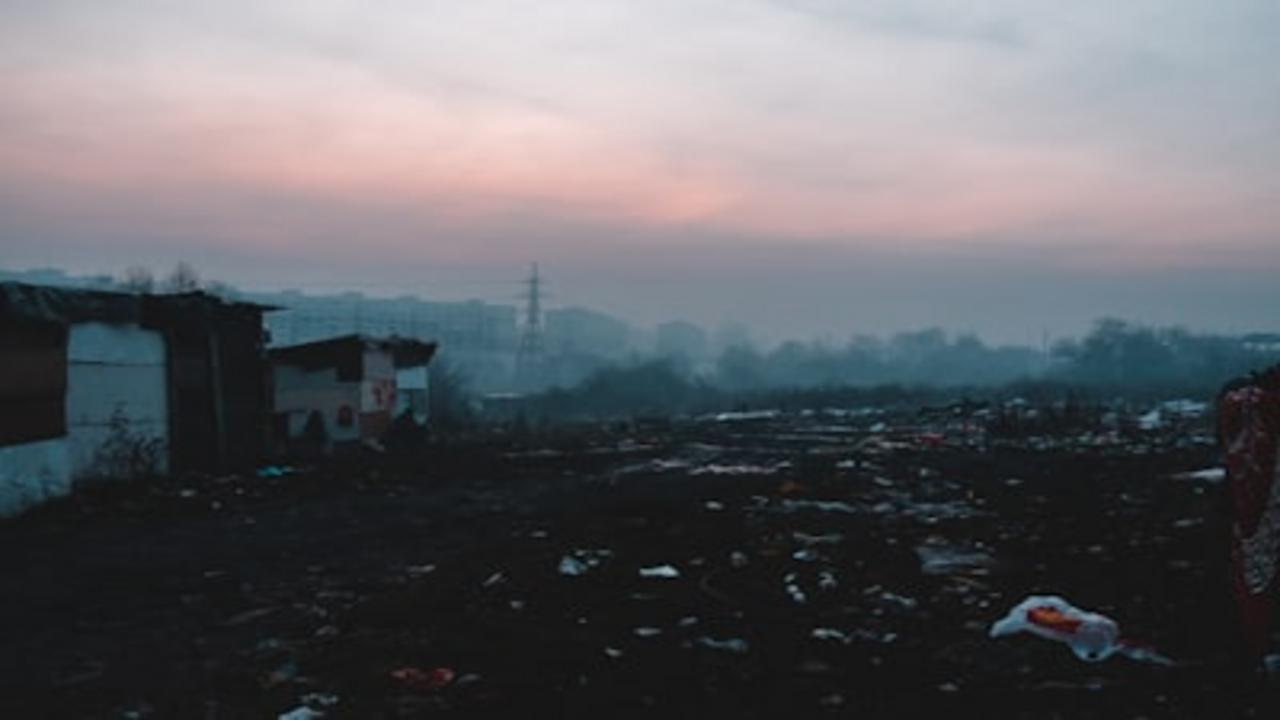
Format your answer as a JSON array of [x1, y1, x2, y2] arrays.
[[119, 266, 155, 294], [204, 281, 238, 299], [164, 261, 201, 293]]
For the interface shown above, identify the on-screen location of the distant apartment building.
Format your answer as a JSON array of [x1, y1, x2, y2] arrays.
[[545, 306, 634, 359]]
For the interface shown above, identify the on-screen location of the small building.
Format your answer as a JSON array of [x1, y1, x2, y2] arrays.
[[0, 282, 272, 517], [269, 334, 437, 452]]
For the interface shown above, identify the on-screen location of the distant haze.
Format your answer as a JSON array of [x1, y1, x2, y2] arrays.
[[2, 1, 1278, 344]]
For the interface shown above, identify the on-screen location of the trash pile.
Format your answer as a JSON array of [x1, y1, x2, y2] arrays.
[[1, 399, 1270, 718]]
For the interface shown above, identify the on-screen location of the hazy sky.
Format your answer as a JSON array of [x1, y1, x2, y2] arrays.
[[2, 1, 1277, 344]]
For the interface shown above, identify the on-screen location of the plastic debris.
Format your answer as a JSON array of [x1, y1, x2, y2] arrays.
[[811, 628, 848, 643], [778, 499, 858, 514], [729, 551, 749, 568], [300, 694, 339, 709], [691, 463, 783, 476], [817, 570, 838, 590], [639, 565, 680, 579], [1170, 467, 1226, 483], [604, 647, 624, 659], [878, 591, 918, 610], [785, 583, 808, 604], [711, 410, 780, 422], [559, 556, 590, 576], [696, 636, 750, 654], [1264, 653, 1280, 676], [915, 542, 995, 576], [793, 531, 844, 546], [812, 627, 896, 645], [633, 627, 663, 637], [703, 500, 726, 511], [391, 666, 456, 692], [257, 465, 295, 478], [989, 595, 1174, 664], [405, 564, 437, 577], [559, 549, 613, 576]]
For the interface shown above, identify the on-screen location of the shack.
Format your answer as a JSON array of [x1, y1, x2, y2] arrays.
[[0, 282, 272, 516], [269, 334, 437, 453]]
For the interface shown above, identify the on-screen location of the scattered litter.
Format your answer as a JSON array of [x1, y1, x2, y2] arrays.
[[817, 570, 838, 590], [691, 463, 784, 477], [257, 465, 295, 478], [703, 500, 725, 511], [792, 549, 819, 563], [633, 627, 663, 637], [696, 636, 750, 654], [990, 595, 1174, 664], [223, 606, 277, 627], [482, 572, 506, 588], [729, 551, 749, 568], [678, 616, 700, 627], [1170, 468, 1226, 483], [778, 499, 858, 514], [711, 410, 780, 422], [1264, 653, 1280, 676], [558, 556, 590, 577], [604, 647, 624, 659], [559, 549, 613, 577], [793, 531, 843, 546], [639, 565, 681, 579], [903, 501, 981, 523], [812, 626, 895, 645], [299, 694, 340, 709], [915, 542, 995, 576], [811, 628, 848, 643], [878, 591, 918, 610], [391, 667, 456, 692], [785, 582, 808, 604], [405, 564, 437, 577]]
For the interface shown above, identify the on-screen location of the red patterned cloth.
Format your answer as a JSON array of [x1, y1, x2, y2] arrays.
[[1219, 371, 1280, 659]]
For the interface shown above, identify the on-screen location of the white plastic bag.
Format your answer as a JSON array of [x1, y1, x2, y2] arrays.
[[989, 595, 1172, 664]]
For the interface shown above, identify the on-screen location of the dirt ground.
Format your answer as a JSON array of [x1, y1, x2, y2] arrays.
[[1, 410, 1276, 718]]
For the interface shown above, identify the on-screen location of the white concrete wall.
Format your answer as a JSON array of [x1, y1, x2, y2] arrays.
[[1, 321, 169, 517], [0, 437, 71, 517], [65, 322, 169, 480]]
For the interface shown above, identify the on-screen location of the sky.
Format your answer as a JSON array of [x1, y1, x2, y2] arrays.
[[1, 0, 1278, 345]]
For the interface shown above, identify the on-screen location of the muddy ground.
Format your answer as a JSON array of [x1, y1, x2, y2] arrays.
[[1, 411, 1276, 718]]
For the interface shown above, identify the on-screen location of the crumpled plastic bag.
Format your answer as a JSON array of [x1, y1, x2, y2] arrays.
[[989, 595, 1173, 665]]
